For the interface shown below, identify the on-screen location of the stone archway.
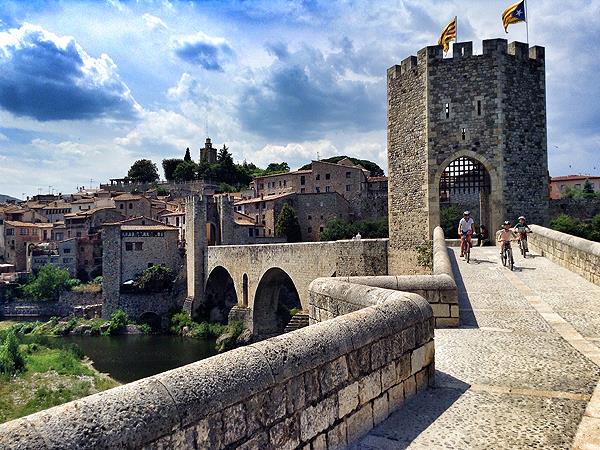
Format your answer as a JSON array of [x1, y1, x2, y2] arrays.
[[252, 267, 301, 338], [431, 151, 502, 241], [199, 266, 238, 323], [139, 312, 161, 331]]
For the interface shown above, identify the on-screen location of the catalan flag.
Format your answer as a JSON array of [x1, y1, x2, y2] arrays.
[[502, 0, 526, 33], [438, 17, 457, 54]]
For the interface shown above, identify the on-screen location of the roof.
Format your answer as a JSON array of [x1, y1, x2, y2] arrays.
[[234, 192, 295, 206], [120, 225, 178, 232], [368, 176, 388, 182], [42, 203, 72, 210], [253, 169, 312, 180], [113, 193, 148, 201], [70, 197, 95, 204], [551, 175, 600, 182], [107, 216, 167, 226], [160, 211, 185, 217], [4, 221, 54, 228], [64, 206, 118, 218]]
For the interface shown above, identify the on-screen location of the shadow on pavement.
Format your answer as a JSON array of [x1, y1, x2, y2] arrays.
[[352, 372, 470, 449], [447, 249, 478, 328]]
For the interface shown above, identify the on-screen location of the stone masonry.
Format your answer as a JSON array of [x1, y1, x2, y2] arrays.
[[387, 40, 548, 274]]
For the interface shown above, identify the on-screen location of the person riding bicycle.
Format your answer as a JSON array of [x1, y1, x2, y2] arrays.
[[497, 220, 517, 255], [458, 211, 475, 257], [513, 216, 531, 241]]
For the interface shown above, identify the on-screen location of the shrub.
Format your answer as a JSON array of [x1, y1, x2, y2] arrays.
[[104, 309, 129, 335], [134, 265, 174, 293], [275, 204, 302, 242], [92, 276, 103, 285], [440, 205, 462, 239], [320, 217, 388, 241], [0, 329, 25, 375], [169, 311, 193, 334], [21, 265, 71, 300], [64, 279, 82, 290]]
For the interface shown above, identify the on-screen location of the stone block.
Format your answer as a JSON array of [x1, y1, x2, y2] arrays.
[[319, 356, 349, 395], [396, 353, 411, 382], [347, 346, 370, 379], [411, 341, 434, 375], [286, 375, 306, 415], [404, 376, 417, 399], [402, 326, 416, 350], [388, 382, 405, 412], [223, 403, 247, 446], [450, 305, 459, 317], [346, 403, 374, 445], [246, 386, 286, 433], [338, 381, 359, 418], [415, 368, 429, 392], [171, 429, 196, 449], [430, 303, 449, 317], [436, 317, 459, 327], [327, 422, 347, 450], [381, 362, 396, 391], [372, 393, 389, 425], [311, 433, 327, 450], [359, 371, 382, 404], [269, 416, 300, 450], [299, 396, 336, 441], [304, 369, 321, 404], [193, 413, 223, 450], [237, 432, 268, 450]]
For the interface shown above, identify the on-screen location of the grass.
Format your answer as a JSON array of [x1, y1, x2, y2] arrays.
[[0, 338, 117, 424], [71, 284, 102, 294]]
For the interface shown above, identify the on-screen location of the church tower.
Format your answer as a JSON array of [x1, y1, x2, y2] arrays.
[[200, 137, 217, 164]]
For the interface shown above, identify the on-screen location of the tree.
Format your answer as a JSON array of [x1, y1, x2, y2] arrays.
[[217, 145, 234, 166], [583, 180, 596, 199], [184, 147, 192, 162], [22, 265, 71, 300], [162, 158, 184, 181], [0, 329, 25, 375], [275, 204, 302, 242], [134, 265, 175, 293], [299, 156, 384, 177], [264, 162, 290, 175], [173, 161, 198, 181], [128, 159, 159, 183]]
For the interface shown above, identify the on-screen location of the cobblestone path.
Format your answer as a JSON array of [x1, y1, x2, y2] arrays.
[[354, 246, 600, 449]]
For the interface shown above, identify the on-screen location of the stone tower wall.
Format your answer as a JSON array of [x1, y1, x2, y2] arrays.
[[185, 195, 206, 315], [101, 224, 121, 318], [388, 39, 548, 273], [217, 194, 235, 245]]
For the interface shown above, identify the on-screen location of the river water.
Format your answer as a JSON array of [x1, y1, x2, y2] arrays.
[[62, 335, 217, 383]]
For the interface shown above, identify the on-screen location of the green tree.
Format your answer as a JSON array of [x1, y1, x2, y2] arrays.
[[184, 147, 192, 162], [134, 265, 175, 293], [299, 156, 384, 177], [217, 145, 234, 166], [0, 329, 25, 375], [275, 204, 302, 242], [264, 162, 290, 175], [320, 219, 352, 241], [162, 158, 184, 181], [22, 265, 71, 300], [127, 159, 159, 183], [173, 161, 198, 181], [583, 180, 596, 199], [440, 205, 462, 239]]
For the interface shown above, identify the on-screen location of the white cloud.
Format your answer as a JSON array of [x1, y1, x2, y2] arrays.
[[142, 13, 167, 30]]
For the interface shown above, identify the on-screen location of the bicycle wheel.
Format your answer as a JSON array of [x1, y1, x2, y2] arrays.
[[520, 241, 525, 257], [466, 245, 470, 263], [508, 248, 514, 271], [501, 248, 507, 266]]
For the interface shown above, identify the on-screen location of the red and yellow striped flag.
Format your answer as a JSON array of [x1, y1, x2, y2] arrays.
[[502, 1, 526, 33], [438, 17, 457, 54]]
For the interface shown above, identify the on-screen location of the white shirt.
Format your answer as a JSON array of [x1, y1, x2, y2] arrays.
[[459, 217, 474, 233]]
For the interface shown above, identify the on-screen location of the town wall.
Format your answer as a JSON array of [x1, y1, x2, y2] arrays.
[[549, 198, 600, 221], [529, 225, 600, 286], [0, 283, 433, 449]]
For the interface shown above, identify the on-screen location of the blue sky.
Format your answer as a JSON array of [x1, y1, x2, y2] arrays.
[[0, 0, 599, 198]]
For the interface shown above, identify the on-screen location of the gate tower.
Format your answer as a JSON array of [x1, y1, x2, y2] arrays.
[[387, 39, 548, 274]]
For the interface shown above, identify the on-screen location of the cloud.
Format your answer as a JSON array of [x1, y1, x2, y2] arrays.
[[0, 23, 140, 121], [0, 132, 7, 142], [173, 31, 234, 71], [238, 41, 385, 141], [142, 13, 167, 30]]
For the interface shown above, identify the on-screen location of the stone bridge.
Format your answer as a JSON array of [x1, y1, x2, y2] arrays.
[[202, 239, 388, 337]]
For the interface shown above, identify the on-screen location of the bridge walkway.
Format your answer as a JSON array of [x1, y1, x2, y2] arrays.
[[354, 246, 600, 449]]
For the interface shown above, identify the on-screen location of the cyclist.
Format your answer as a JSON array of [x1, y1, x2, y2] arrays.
[[497, 220, 517, 256], [458, 211, 475, 257], [513, 215, 531, 255]]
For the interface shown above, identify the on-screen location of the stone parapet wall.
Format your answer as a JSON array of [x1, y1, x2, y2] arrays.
[[550, 198, 600, 221], [312, 227, 459, 327], [529, 225, 600, 286], [1, 292, 102, 319], [0, 283, 433, 450]]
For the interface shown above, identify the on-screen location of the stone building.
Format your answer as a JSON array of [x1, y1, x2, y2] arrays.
[[113, 194, 152, 219], [2, 221, 54, 271], [387, 39, 548, 273], [550, 175, 600, 199], [200, 137, 217, 164]]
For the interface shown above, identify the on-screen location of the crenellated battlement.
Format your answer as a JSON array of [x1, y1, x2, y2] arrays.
[[388, 39, 544, 78]]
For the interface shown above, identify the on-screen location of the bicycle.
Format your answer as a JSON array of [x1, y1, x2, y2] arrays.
[[460, 231, 472, 263], [516, 227, 531, 258], [500, 241, 514, 271]]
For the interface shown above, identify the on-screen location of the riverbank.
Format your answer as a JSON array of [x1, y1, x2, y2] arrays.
[[0, 330, 117, 424]]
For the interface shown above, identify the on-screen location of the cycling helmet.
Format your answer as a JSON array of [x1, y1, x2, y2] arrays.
[[463, 211, 470, 215], [503, 220, 511, 225], [518, 216, 526, 220]]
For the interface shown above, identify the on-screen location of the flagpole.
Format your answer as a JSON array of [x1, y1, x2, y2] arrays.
[[525, 0, 529, 44]]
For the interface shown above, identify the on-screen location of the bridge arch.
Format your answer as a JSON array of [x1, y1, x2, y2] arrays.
[[139, 311, 161, 331], [198, 266, 238, 323], [252, 267, 301, 338]]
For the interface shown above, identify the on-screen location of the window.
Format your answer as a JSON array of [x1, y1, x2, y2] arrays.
[[283, 180, 287, 187], [308, 227, 312, 233], [560, 185, 566, 192], [63, 248, 71, 254], [316, 174, 320, 180], [319, 226, 324, 232], [259, 183, 264, 189], [444, 102, 450, 118], [346, 171, 351, 178], [346, 185, 351, 191], [76, 232, 81, 237], [325, 173, 330, 180], [19, 228, 28, 235], [315, 187, 320, 193], [325, 186, 331, 192], [32, 229, 39, 236], [308, 215, 312, 220], [279, 181, 282, 187], [147, 263, 154, 268], [129, 203, 133, 209], [6, 228, 14, 236], [248, 228, 254, 237], [300, 188, 305, 193], [300, 176, 305, 185], [119, 203, 124, 209], [320, 215, 324, 220], [461, 128, 466, 140], [477, 100, 482, 116], [125, 242, 133, 251], [135, 242, 143, 251], [575, 184, 581, 189]]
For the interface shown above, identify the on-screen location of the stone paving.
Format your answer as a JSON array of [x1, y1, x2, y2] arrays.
[[353, 246, 600, 449]]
